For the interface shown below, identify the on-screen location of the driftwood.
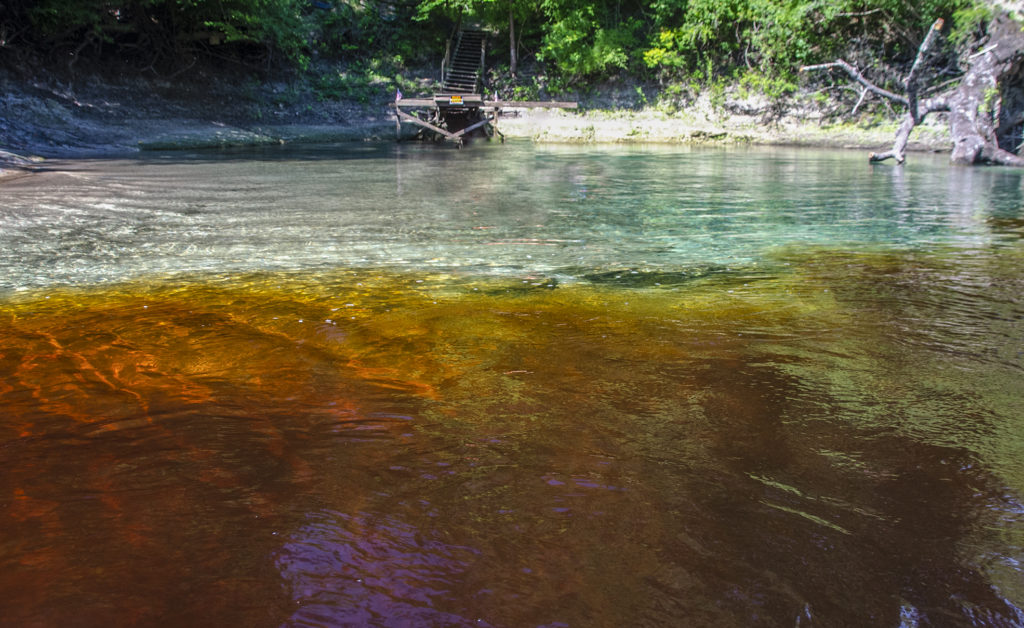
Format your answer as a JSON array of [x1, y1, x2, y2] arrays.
[[802, 12, 1024, 166]]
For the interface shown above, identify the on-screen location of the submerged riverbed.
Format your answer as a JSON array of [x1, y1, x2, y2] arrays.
[[1, 143, 1022, 626]]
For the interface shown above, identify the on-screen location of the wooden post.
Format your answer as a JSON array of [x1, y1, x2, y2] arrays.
[[492, 106, 504, 142], [394, 94, 402, 141]]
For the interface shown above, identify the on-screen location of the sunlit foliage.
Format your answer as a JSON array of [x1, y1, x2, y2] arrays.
[[0, 0, 989, 86]]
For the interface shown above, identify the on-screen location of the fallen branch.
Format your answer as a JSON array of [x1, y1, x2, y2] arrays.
[[801, 16, 1024, 166], [836, 8, 884, 18], [800, 59, 908, 106], [852, 87, 869, 116], [869, 96, 950, 163], [802, 18, 947, 164], [905, 19, 944, 123]]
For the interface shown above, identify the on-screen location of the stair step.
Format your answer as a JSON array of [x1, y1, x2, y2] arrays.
[[445, 28, 485, 93]]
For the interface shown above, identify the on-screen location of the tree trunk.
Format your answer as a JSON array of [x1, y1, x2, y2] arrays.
[[802, 11, 1024, 166], [948, 12, 1024, 165], [509, 5, 517, 78]]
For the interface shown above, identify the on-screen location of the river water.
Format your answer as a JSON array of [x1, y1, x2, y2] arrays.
[[1, 142, 1022, 626]]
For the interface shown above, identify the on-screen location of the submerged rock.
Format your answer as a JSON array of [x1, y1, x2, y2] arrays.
[[581, 267, 726, 287]]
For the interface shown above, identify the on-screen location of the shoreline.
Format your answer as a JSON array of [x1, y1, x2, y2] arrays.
[[496, 107, 950, 151], [1, 98, 952, 180]]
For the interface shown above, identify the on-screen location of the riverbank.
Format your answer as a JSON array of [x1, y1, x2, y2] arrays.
[[0, 65, 952, 180], [497, 98, 951, 150]]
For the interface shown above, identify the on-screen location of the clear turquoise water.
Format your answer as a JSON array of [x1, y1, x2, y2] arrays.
[[2, 142, 1020, 291], [0, 143, 1022, 626]]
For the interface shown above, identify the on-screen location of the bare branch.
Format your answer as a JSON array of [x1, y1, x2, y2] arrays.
[[922, 76, 961, 95], [811, 11, 1023, 167], [906, 19, 945, 123], [800, 59, 909, 106], [836, 9, 883, 18], [851, 88, 868, 115], [968, 44, 997, 59], [869, 113, 916, 164], [868, 96, 951, 164], [906, 19, 944, 90]]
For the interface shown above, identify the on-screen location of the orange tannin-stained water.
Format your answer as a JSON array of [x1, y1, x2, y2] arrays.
[[1, 259, 1022, 627], [3, 142, 1024, 626]]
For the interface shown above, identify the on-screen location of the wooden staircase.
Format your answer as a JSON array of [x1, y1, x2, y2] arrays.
[[391, 23, 575, 146], [442, 28, 485, 94]]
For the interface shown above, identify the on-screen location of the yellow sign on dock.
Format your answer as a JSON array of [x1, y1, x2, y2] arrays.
[[449, 95, 463, 105]]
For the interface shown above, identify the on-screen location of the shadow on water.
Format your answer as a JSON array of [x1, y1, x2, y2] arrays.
[[662, 358, 1023, 626], [21, 141, 482, 181]]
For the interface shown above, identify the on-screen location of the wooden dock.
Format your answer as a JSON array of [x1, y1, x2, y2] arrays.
[[392, 94, 577, 146], [392, 25, 576, 146]]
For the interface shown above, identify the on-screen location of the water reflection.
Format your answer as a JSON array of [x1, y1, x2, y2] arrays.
[[1, 145, 1023, 626], [1, 144, 1020, 294], [278, 510, 483, 626], [0, 255, 1020, 625]]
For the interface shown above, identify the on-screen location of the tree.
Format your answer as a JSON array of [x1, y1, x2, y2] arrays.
[[415, 0, 539, 77], [2, 0, 311, 70], [802, 4, 1024, 166]]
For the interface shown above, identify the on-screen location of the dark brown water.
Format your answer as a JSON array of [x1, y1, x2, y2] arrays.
[[1, 145, 1023, 626]]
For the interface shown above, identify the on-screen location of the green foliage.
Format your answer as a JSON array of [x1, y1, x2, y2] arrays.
[[949, 3, 993, 45], [314, 57, 422, 104], [19, 0, 310, 66], [535, 0, 644, 79], [3, 0, 996, 101], [203, 0, 309, 66], [642, 0, 979, 84], [737, 71, 798, 100], [315, 1, 441, 66], [981, 86, 1000, 116]]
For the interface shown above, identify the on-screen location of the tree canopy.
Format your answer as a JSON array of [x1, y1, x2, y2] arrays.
[[0, 0, 991, 88]]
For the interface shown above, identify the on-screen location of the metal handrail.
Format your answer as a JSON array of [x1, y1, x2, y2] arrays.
[[441, 13, 463, 88]]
